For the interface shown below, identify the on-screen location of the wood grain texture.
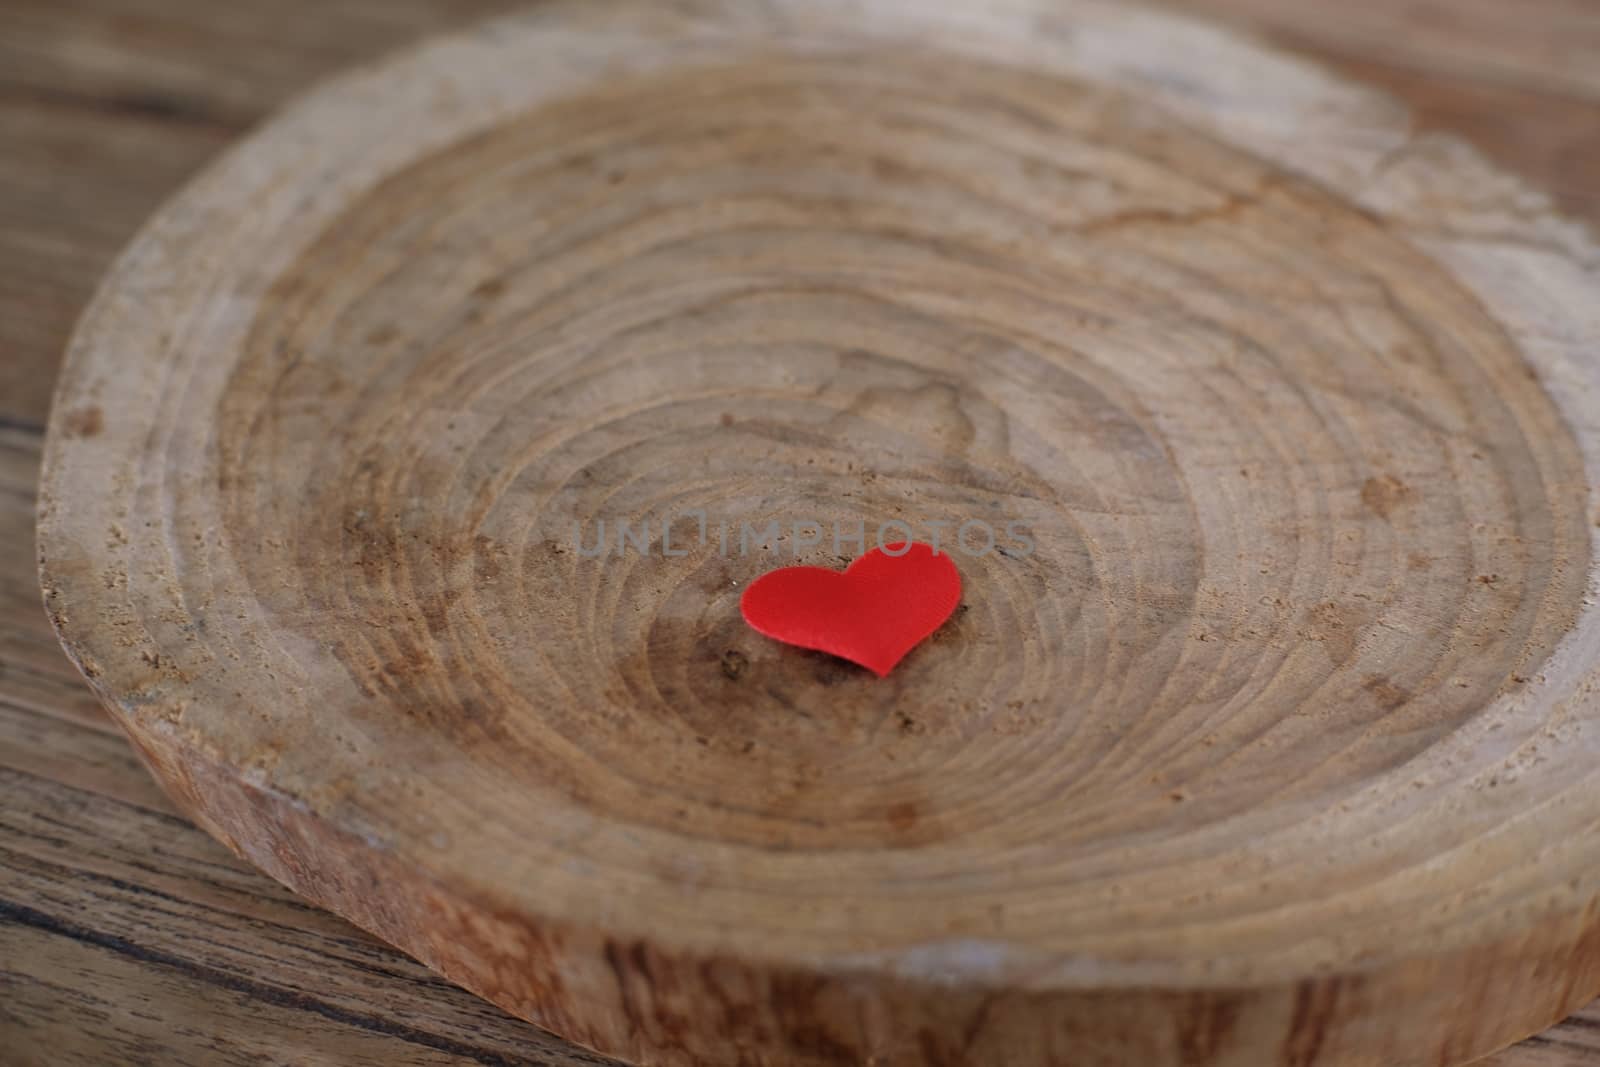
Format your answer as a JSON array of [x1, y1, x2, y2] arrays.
[[1157, 0, 1600, 226], [31, 1, 1600, 1064], [4, 0, 1600, 1065]]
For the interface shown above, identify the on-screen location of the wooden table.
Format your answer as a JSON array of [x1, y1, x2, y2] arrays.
[[2, 1, 1597, 1063]]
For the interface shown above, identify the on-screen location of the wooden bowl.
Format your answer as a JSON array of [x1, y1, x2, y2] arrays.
[[37, 1, 1600, 1064]]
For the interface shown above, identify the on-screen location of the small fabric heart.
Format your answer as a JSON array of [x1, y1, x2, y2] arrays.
[[739, 543, 961, 677]]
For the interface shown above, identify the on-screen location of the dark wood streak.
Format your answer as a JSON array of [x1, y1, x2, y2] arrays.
[[0, 416, 46, 439], [0, 897, 545, 1067], [1281, 978, 1346, 1067], [0, 81, 238, 130], [1176, 992, 1243, 1065]]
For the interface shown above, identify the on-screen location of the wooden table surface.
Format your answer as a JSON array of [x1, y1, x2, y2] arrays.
[[2, 1, 1597, 1064]]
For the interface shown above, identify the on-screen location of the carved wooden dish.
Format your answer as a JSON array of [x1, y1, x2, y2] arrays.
[[36, 1, 1600, 1064]]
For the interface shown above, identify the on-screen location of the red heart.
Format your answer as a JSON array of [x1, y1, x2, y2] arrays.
[[739, 543, 961, 677]]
